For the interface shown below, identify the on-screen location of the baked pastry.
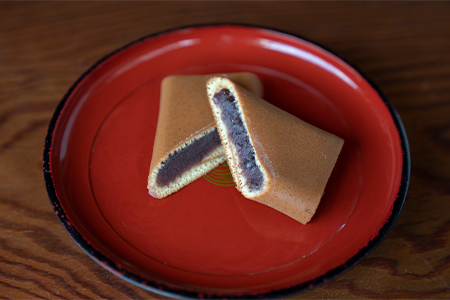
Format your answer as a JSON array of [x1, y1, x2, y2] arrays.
[[207, 76, 344, 224], [148, 73, 263, 198]]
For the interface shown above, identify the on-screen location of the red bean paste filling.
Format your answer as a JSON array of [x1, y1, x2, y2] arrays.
[[213, 89, 264, 192], [156, 128, 222, 186]]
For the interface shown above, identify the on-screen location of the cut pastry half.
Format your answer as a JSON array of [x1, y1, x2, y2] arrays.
[[148, 73, 263, 198], [207, 76, 344, 224]]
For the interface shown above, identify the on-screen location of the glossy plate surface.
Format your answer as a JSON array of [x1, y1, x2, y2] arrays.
[[44, 25, 410, 298]]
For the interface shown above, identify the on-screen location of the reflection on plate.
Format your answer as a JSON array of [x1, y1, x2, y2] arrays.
[[44, 25, 410, 298]]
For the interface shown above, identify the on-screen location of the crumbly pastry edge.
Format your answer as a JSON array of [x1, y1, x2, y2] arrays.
[[206, 76, 268, 198], [147, 126, 226, 198]]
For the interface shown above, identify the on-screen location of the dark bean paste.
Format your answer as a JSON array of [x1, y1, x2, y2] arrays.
[[156, 128, 222, 186], [212, 89, 264, 192]]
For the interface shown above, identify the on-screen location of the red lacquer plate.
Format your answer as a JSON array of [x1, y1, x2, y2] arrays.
[[43, 25, 410, 298]]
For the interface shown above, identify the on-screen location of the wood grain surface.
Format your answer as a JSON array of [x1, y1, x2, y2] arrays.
[[1, 1, 449, 299]]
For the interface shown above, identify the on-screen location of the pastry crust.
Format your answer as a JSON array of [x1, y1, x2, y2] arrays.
[[207, 76, 344, 224], [148, 73, 263, 198]]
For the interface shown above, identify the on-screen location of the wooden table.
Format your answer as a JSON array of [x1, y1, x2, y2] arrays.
[[1, 2, 449, 299]]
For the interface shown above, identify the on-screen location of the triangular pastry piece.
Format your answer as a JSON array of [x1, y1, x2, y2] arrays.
[[207, 76, 344, 224], [148, 73, 263, 198]]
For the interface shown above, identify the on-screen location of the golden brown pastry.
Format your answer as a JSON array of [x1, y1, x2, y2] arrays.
[[207, 76, 344, 224], [148, 73, 263, 198]]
